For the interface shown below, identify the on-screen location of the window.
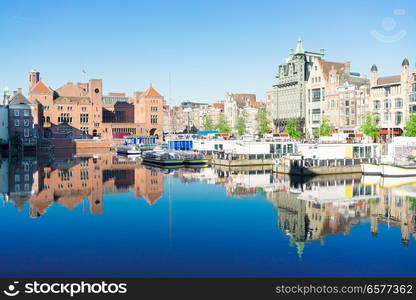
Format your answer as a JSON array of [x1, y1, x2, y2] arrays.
[[384, 112, 390, 121], [150, 115, 158, 124], [151, 106, 158, 112], [374, 113, 380, 124], [312, 88, 321, 102], [68, 106, 73, 111], [80, 114, 89, 123], [395, 111, 403, 125], [46, 116, 50, 123], [58, 106, 63, 111], [384, 87, 391, 96], [15, 174, 20, 182], [82, 106, 87, 111], [24, 128, 30, 137], [412, 83, 416, 93], [24, 110, 29, 116], [14, 110, 19, 117], [58, 113, 72, 124], [345, 100, 349, 107], [24, 119, 29, 126], [44, 106, 49, 110], [311, 109, 321, 124], [384, 99, 391, 109], [374, 100, 380, 110], [395, 98, 403, 108], [81, 127, 89, 135], [14, 119, 20, 126]]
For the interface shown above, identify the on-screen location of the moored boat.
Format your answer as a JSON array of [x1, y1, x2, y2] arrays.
[[116, 145, 141, 155], [380, 164, 416, 177], [360, 163, 381, 175], [142, 150, 184, 166], [182, 151, 208, 165]]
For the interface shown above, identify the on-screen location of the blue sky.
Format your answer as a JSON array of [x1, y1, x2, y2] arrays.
[[0, 0, 415, 104]]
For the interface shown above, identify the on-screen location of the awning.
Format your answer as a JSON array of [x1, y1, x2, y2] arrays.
[[379, 129, 400, 135], [279, 133, 289, 137]]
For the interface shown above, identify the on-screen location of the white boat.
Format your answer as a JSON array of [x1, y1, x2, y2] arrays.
[[116, 145, 141, 155], [361, 163, 381, 175], [361, 175, 381, 186], [380, 176, 416, 188], [380, 164, 416, 177]]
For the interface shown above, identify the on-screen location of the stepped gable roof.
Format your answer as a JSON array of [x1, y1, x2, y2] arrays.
[[319, 60, 347, 81]]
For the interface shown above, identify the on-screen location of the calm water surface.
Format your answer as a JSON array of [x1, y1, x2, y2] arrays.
[[0, 153, 415, 277]]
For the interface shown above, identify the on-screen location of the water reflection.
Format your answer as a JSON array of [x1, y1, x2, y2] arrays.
[[1, 155, 416, 254], [172, 167, 416, 252], [1, 154, 163, 217]]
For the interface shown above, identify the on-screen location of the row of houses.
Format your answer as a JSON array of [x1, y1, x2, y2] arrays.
[[163, 93, 266, 134], [271, 39, 416, 138]]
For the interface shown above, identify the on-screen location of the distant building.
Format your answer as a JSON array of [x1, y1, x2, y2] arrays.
[[305, 59, 369, 137], [8, 90, 39, 151], [272, 39, 325, 132], [369, 59, 412, 136], [27, 70, 164, 142]]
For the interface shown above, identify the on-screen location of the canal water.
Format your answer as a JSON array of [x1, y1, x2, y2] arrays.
[[0, 153, 415, 277]]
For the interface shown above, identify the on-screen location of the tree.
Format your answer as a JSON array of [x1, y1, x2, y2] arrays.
[[360, 113, 380, 140], [216, 113, 231, 133], [404, 113, 416, 136], [319, 117, 333, 136], [202, 114, 216, 131], [284, 118, 302, 139], [235, 111, 247, 136], [256, 107, 271, 135]]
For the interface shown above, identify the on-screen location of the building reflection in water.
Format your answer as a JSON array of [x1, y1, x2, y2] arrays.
[[1, 157, 416, 253], [1, 153, 164, 217], [173, 167, 416, 254]]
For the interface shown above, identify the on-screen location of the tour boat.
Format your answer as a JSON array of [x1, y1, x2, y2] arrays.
[[116, 145, 141, 155], [182, 151, 209, 165], [142, 150, 184, 166]]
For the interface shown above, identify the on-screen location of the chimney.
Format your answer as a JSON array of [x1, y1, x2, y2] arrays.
[[17, 88, 22, 94]]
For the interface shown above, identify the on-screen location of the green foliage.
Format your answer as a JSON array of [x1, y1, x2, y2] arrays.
[[235, 111, 247, 136], [284, 118, 302, 139], [256, 107, 271, 135], [404, 113, 416, 137], [319, 117, 333, 136], [360, 113, 380, 140], [202, 114, 216, 131], [216, 113, 231, 133], [407, 197, 416, 210]]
